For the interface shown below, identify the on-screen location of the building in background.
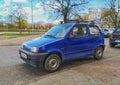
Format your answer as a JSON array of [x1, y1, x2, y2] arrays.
[[75, 8, 109, 24]]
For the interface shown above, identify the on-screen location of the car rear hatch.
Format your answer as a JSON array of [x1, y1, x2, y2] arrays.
[[112, 27, 120, 39], [112, 33, 120, 39]]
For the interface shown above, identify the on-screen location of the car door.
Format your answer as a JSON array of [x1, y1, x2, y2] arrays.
[[88, 25, 103, 50], [65, 24, 90, 59]]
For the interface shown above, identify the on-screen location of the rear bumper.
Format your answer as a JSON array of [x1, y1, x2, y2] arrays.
[[19, 48, 48, 67]]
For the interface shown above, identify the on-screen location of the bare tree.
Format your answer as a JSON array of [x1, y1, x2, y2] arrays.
[[8, 15, 14, 24], [10, 5, 27, 34], [100, 9, 114, 28], [43, 0, 89, 23], [102, 0, 120, 27]]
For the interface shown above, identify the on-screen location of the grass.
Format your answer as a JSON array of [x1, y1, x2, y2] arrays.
[[0, 27, 19, 32]]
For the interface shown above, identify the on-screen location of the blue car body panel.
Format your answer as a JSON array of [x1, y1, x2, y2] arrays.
[[19, 22, 105, 67]]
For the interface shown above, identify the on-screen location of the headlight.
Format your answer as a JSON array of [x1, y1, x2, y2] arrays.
[[30, 47, 38, 53]]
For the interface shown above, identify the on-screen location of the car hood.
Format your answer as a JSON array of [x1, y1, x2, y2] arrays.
[[23, 37, 62, 48]]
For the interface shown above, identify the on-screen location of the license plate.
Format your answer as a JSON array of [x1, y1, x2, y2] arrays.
[[115, 40, 120, 43], [21, 52, 27, 59]]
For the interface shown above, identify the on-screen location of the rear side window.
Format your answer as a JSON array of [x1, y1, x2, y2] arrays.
[[89, 25, 100, 36]]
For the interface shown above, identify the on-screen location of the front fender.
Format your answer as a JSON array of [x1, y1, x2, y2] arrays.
[[46, 48, 64, 61]]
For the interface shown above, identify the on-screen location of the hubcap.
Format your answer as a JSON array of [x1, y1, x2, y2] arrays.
[[97, 48, 102, 57], [48, 58, 58, 70]]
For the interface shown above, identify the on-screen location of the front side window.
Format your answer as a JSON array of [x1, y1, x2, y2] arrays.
[[89, 25, 100, 36], [71, 24, 88, 38]]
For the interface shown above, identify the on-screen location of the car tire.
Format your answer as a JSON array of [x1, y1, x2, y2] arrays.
[[110, 43, 115, 48], [94, 47, 103, 60], [44, 54, 61, 72]]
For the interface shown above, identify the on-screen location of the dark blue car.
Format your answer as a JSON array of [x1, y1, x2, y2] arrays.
[[19, 21, 105, 72], [109, 26, 120, 47]]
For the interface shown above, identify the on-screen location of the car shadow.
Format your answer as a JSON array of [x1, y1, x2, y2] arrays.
[[17, 53, 115, 83], [61, 56, 103, 70], [19, 56, 100, 75]]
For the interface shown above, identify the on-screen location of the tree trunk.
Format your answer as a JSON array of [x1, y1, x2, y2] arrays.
[[63, 14, 68, 23], [115, 15, 118, 27], [18, 18, 22, 34]]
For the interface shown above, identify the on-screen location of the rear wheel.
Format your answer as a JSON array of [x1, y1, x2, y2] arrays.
[[44, 54, 61, 72], [94, 47, 103, 60]]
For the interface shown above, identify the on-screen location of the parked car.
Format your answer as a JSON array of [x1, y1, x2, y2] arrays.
[[19, 21, 105, 72], [102, 28, 114, 38], [109, 26, 120, 47]]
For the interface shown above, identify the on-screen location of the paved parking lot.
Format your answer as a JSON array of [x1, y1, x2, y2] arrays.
[[0, 36, 120, 85]]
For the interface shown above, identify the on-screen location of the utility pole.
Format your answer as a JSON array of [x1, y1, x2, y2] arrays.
[[30, 0, 34, 32]]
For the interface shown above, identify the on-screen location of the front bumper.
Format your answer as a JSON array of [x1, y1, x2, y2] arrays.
[[19, 48, 48, 67]]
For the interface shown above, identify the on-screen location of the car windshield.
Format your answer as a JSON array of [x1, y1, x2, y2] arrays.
[[115, 27, 120, 33], [43, 24, 73, 38]]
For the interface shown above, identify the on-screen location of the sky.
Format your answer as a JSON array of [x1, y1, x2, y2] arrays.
[[0, 0, 109, 24], [90, 0, 106, 7]]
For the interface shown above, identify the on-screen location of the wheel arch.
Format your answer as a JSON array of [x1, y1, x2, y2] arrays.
[[96, 44, 105, 51], [43, 51, 63, 67], [100, 45, 105, 50], [46, 51, 62, 61]]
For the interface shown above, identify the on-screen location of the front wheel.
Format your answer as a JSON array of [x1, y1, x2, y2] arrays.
[[94, 47, 103, 60], [44, 54, 61, 72]]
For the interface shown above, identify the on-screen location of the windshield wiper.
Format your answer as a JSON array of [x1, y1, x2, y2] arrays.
[[44, 35, 56, 38]]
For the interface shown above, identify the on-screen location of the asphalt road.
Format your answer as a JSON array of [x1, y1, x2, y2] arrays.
[[0, 38, 120, 85]]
